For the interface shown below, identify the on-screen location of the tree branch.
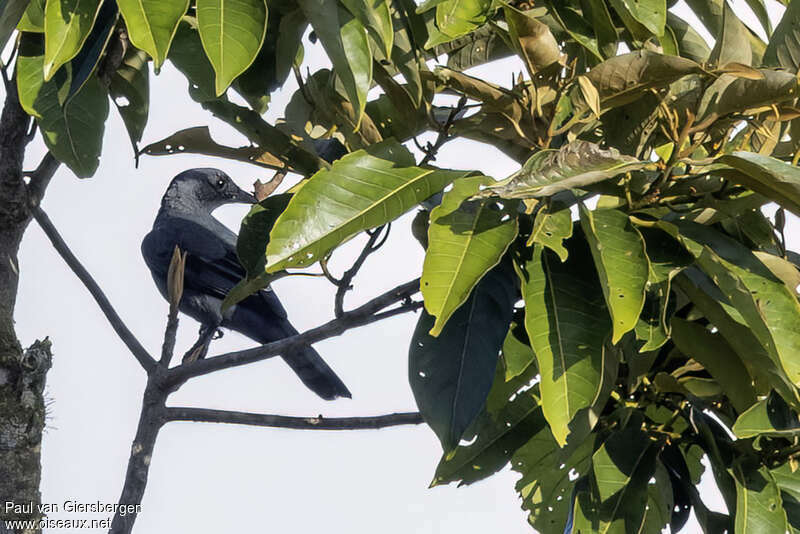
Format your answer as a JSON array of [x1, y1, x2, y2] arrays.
[[25, 153, 60, 206], [334, 224, 391, 317], [167, 278, 420, 386], [30, 206, 157, 372], [165, 407, 423, 430]]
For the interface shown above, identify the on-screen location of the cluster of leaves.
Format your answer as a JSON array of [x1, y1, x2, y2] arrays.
[[10, 0, 800, 532]]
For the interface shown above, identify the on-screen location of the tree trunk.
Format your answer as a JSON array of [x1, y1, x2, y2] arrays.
[[0, 79, 50, 534]]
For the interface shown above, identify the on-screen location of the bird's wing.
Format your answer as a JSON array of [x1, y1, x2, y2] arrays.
[[150, 216, 288, 318]]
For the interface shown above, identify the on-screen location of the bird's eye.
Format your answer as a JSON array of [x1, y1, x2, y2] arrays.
[[215, 178, 226, 188]]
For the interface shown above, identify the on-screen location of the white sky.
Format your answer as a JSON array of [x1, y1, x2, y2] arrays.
[[10, 1, 799, 532]]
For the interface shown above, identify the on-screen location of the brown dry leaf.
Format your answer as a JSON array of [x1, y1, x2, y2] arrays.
[[254, 171, 287, 202]]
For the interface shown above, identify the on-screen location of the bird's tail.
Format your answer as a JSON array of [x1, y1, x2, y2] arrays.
[[281, 345, 352, 400]]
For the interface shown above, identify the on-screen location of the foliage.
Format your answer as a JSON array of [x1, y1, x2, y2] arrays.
[[9, 0, 800, 531]]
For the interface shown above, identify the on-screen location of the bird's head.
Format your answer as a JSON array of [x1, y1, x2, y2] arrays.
[[163, 168, 256, 212]]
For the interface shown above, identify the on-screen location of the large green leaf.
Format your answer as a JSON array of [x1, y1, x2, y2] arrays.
[[264, 142, 468, 272], [708, 1, 751, 66], [196, 0, 267, 96], [409, 264, 515, 452], [580, 0, 618, 58], [299, 0, 371, 126], [579, 206, 648, 344], [731, 460, 789, 533], [587, 50, 702, 109], [660, 221, 800, 389], [670, 318, 756, 413], [475, 141, 647, 200], [108, 47, 149, 152], [764, 0, 800, 71], [63, 0, 115, 101], [17, 32, 107, 177], [667, 12, 711, 63], [43, 0, 102, 80], [18, 0, 43, 32], [610, 0, 665, 37], [546, 1, 602, 60], [117, 0, 188, 70], [0, 0, 32, 51], [432, 364, 543, 486], [696, 71, 798, 126], [732, 393, 800, 439], [422, 176, 518, 336], [168, 17, 216, 102], [503, 6, 560, 77], [513, 427, 598, 532], [516, 238, 613, 446], [340, 0, 393, 58], [720, 152, 800, 218]]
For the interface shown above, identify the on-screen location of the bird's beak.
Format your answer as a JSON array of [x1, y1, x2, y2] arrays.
[[233, 188, 257, 204]]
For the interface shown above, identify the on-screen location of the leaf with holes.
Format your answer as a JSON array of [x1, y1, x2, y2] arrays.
[[730, 460, 789, 533], [580, 206, 648, 344], [422, 176, 518, 336], [516, 237, 612, 446], [117, 0, 188, 70], [141, 126, 285, 170], [409, 263, 515, 452], [196, 0, 267, 96], [475, 141, 647, 200], [43, 0, 103, 80], [265, 141, 468, 272], [108, 48, 149, 151], [17, 32, 107, 177]]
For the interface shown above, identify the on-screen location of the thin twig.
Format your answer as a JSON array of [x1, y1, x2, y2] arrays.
[[167, 278, 421, 386], [419, 96, 468, 166], [165, 407, 424, 430], [31, 206, 157, 372], [334, 224, 391, 317]]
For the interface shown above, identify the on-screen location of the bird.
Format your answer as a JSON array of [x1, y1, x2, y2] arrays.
[[141, 168, 351, 400]]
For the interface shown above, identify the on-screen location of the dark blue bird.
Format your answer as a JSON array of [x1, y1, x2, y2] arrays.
[[141, 168, 351, 400]]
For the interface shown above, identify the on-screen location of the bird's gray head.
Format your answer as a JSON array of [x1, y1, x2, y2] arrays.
[[162, 168, 256, 212]]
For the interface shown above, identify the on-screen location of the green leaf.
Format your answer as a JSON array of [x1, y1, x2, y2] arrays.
[[720, 152, 800, 218], [237, 193, 293, 276], [422, 177, 518, 336], [696, 71, 798, 126], [18, 0, 44, 32], [340, 0, 393, 58], [265, 142, 468, 272], [667, 12, 711, 63], [546, 1, 602, 61], [501, 325, 536, 381], [17, 32, 107, 177], [580, 206, 648, 344], [513, 427, 597, 532], [609, 0, 665, 37], [299, 0, 372, 127], [410, 264, 515, 452], [592, 425, 652, 504], [675, 271, 800, 408], [516, 239, 613, 446], [709, 1, 752, 66], [432, 368, 543, 487], [503, 6, 560, 77], [427, 0, 491, 47], [527, 199, 572, 261], [196, 0, 267, 96], [167, 17, 216, 102], [63, 0, 116, 101], [117, 0, 188, 70], [587, 50, 703, 110], [731, 460, 789, 533], [765, 0, 800, 71], [0, 0, 33, 51], [43, 0, 102, 81], [274, 9, 307, 90], [659, 221, 800, 389], [475, 141, 647, 200], [580, 0, 618, 58], [108, 47, 149, 151], [733, 393, 800, 439], [670, 318, 756, 413], [436, 22, 512, 71]]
